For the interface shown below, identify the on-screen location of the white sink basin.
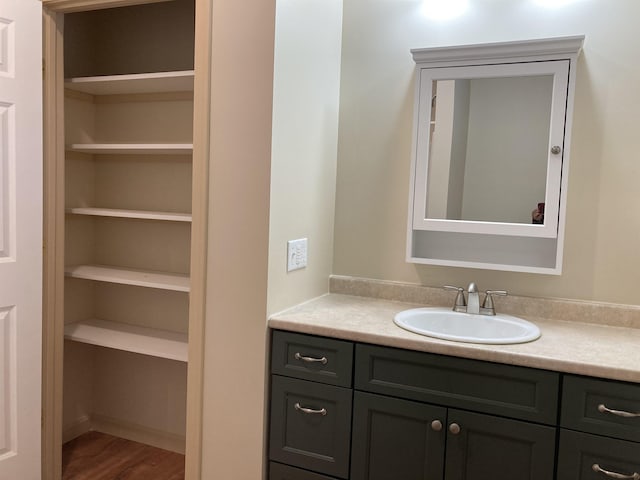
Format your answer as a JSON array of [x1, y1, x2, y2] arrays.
[[394, 307, 540, 344]]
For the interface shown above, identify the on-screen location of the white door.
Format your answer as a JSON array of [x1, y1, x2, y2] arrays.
[[0, 0, 43, 479]]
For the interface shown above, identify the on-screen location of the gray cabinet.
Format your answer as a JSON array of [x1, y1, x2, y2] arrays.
[[269, 331, 354, 479], [268, 330, 639, 480], [351, 344, 558, 480]]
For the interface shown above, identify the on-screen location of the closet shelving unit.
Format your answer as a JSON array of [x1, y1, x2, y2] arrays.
[[57, 0, 199, 462], [64, 69, 194, 362]]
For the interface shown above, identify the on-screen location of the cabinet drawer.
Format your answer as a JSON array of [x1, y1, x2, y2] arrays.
[[557, 429, 640, 480], [271, 330, 354, 387], [269, 375, 352, 478], [354, 343, 559, 424], [270, 462, 338, 480], [561, 375, 640, 443]]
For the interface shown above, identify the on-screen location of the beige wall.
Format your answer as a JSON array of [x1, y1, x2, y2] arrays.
[[333, 0, 640, 305], [268, 0, 343, 315], [199, 0, 275, 478]]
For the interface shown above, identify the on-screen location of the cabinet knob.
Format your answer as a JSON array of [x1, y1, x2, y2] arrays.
[[430, 420, 443, 432], [551, 145, 562, 155], [449, 423, 461, 435]]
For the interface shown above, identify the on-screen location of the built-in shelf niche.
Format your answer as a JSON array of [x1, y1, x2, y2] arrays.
[[60, 0, 196, 454]]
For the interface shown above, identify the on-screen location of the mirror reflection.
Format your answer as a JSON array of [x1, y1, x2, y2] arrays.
[[426, 75, 553, 225]]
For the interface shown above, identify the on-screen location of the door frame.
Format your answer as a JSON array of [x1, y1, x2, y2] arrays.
[[41, 0, 211, 478]]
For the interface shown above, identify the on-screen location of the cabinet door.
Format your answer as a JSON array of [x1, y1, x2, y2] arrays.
[[269, 376, 352, 478], [444, 409, 556, 480], [351, 391, 446, 480], [557, 429, 640, 480]]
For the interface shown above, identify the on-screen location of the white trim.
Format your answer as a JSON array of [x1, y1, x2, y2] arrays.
[[62, 415, 92, 444], [90, 414, 185, 454], [411, 35, 584, 66], [408, 255, 561, 275], [62, 413, 186, 455]]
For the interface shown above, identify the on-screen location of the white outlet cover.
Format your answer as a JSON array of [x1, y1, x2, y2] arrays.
[[287, 238, 308, 272]]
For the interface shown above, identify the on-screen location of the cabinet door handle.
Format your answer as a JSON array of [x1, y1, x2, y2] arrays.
[[592, 463, 640, 479], [448, 423, 461, 435], [294, 402, 327, 416], [294, 352, 328, 365], [430, 420, 443, 432], [598, 403, 640, 418]]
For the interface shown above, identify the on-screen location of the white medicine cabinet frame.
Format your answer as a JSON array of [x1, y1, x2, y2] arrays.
[[406, 36, 584, 274]]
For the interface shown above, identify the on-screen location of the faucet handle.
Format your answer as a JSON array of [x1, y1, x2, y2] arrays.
[[482, 290, 508, 315], [443, 285, 466, 311]]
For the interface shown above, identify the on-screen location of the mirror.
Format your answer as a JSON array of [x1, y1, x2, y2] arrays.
[[412, 60, 570, 239], [426, 75, 553, 225]]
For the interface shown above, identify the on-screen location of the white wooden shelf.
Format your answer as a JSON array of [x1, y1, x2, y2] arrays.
[[66, 143, 193, 155], [64, 70, 195, 96], [65, 265, 190, 292], [64, 318, 188, 362], [66, 207, 192, 223]]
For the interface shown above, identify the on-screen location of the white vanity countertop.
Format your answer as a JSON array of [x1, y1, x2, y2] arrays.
[[268, 293, 640, 383]]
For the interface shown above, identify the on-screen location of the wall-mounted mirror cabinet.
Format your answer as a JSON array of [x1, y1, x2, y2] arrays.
[[406, 36, 584, 274]]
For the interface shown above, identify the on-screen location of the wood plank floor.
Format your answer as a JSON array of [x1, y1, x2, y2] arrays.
[[62, 431, 185, 480]]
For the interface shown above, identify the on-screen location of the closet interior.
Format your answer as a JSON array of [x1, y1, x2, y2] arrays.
[[60, 0, 196, 470]]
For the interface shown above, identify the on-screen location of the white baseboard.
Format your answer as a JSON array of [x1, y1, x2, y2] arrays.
[[90, 414, 186, 454], [62, 413, 186, 454], [62, 415, 91, 444]]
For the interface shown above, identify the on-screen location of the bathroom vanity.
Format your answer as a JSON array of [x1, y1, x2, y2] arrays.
[[267, 291, 640, 480]]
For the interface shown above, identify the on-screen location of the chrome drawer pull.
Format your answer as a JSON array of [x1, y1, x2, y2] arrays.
[[294, 402, 327, 416], [592, 463, 640, 479], [294, 352, 328, 365], [598, 403, 640, 418]]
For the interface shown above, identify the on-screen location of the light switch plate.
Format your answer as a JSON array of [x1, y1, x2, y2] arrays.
[[287, 238, 308, 272]]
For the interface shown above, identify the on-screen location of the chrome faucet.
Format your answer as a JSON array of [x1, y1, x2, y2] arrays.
[[466, 282, 480, 314], [444, 283, 507, 315]]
